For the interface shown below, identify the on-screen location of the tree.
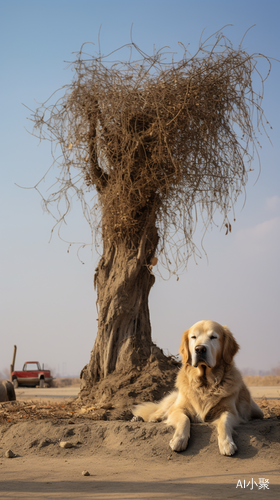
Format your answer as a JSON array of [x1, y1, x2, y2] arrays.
[[30, 29, 272, 408]]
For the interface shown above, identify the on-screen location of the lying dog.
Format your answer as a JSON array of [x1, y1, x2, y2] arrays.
[[0, 380, 16, 402], [133, 320, 263, 456]]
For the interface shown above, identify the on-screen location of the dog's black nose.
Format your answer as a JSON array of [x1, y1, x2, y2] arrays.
[[195, 345, 207, 354]]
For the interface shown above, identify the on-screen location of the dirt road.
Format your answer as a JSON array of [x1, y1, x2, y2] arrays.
[[15, 386, 80, 401], [15, 386, 280, 401]]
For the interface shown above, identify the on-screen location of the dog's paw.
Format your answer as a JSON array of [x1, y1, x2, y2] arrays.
[[131, 416, 144, 422], [218, 438, 237, 456], [169, 434, 189, 452]]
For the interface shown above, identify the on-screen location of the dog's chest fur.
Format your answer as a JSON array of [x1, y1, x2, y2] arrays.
[[175, 363, 241, 423]]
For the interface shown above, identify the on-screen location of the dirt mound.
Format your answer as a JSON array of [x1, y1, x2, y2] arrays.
[[1, 415, 280, 462], [1, 395, 279, 459], [79, 354, 180, 419]]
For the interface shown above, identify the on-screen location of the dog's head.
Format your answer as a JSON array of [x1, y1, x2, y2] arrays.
[[179, 320, 239, 371]]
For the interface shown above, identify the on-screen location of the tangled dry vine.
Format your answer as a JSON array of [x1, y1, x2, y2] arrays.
[[29, 28, 272, 274]]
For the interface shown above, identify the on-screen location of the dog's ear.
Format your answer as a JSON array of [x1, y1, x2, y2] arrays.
[[222, 325, 240, 364], [179, 329, 191, 365]]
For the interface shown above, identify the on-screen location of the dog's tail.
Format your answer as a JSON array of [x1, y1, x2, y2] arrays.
[[251, 399, 263, 419], [133, 391, 178, 422]]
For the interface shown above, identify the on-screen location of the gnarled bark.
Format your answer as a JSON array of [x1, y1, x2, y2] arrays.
[[80, 214, 160, 396]]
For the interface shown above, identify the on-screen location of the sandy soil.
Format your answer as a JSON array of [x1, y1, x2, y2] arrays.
[[0, 397, 280, 499], [14, 385, 280, 402]]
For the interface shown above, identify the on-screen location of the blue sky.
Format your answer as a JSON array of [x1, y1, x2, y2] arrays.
[[0, 0, 279, 376]]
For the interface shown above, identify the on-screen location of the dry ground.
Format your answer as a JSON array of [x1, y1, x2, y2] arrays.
[[0, 396, 279, 499], [0, 376, 280, 499]]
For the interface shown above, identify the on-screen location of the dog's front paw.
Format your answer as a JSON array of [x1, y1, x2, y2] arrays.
[[169, 434, 189, 452], [219, 438, 237, 456]]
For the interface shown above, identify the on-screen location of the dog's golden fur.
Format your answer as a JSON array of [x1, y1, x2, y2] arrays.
[[133, 320, 263, 455]]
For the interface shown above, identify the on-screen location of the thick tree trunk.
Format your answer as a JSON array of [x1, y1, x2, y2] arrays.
[[93, 243, 155, 378], [80, 215, 160, 396]]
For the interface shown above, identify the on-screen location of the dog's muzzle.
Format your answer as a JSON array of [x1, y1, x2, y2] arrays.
[[193, 344, 209, 367]]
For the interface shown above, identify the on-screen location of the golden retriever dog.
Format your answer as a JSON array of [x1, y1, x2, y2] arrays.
[[133, 320, 263, 456]]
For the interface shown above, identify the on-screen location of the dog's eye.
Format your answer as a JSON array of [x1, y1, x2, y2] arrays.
[[210, 336, 217, 340], [191, 336, 196, 339]]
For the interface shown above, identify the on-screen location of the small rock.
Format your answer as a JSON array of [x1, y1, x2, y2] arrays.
[[5, 450, 16, 458], [131, 415, 144, 422], [59, 441, 74, 448], [82, 470, 90, 476]]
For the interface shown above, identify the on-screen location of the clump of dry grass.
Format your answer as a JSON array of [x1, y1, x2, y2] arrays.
[[244, 375, 280, 386], [0, 400, 109, 423]]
